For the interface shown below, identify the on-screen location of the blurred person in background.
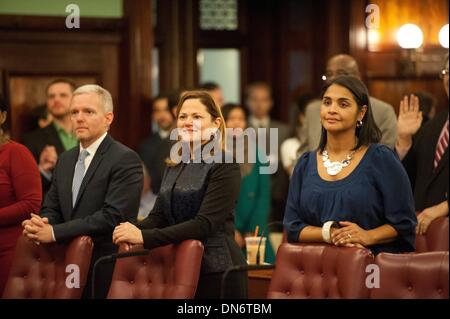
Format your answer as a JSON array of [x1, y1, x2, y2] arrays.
[[139, 94, 175, 194], [22, 79, 77, 198], [396, 55, 449, 235], [281, 93, 316, 176], [245, 81, 290, 228], [200, 81, 225, 108], [222, 103, 275, 264]]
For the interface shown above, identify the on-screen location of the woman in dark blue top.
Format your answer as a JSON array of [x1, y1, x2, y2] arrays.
[[284, 76, 417, 254], [112, 91, 247, 298]]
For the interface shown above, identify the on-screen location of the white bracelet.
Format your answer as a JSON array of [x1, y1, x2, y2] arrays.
[[322, 221, 336, 243]]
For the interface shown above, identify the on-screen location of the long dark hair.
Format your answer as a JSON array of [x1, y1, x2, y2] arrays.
[[318, 76, 381, 152], [221, 103, 248, 122]]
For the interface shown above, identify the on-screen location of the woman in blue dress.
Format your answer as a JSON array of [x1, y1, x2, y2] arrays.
[[283, 76, 417, 254]]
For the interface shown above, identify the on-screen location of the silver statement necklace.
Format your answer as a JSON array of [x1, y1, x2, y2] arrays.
[[321, 149, 356, 176]]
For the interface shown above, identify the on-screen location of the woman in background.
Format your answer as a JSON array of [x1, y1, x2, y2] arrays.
[[281, 93, 315, 176], [0, 95, 42, 295], [222, 103, 275, 264]]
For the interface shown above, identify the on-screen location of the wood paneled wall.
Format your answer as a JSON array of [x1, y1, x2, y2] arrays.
[[1, 0, 448, 147], [349, 0, 449, 114], [369, 0, 448, 50], [0, 0, 154, 149], [0, 15, 124, 141]]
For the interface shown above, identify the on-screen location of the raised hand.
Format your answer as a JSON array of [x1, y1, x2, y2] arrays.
[[397, 94, 423, 142]]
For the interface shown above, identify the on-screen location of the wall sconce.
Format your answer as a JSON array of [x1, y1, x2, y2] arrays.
[[396, 23, 449, 77], [396, 23, 424, 76], [396, 24, 424, 49]]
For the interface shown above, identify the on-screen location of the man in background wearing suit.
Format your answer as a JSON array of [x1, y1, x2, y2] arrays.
[[138, 94, 174, 194], [304, 54, 398, 150], [22, 84, 143, 298], [396, 55, 449, 235], [22, 79, 78, 198], [199, 81, 225, 108], [245, 82, 290, 226]]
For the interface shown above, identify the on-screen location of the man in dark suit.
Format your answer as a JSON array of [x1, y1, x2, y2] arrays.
[[22, 84, 143, 298], [138, 94, 175, 194], [396, 55, 449, 235], [22, 79, 78, 197], [245, 82, 290, 226]]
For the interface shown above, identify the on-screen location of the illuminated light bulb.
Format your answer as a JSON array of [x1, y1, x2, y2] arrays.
[[396, 24, 423, 49], [439, 24, 449, 48]]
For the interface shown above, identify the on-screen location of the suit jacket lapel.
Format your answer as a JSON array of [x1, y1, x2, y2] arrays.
[[429, 147, 448, 183], [72, 135, 113, 211]]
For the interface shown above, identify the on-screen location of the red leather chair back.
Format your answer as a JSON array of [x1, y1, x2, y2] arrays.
[[371, 251, 449, 299], [107, 240, 204, 299], [2, 235, 93, 299], [415, 216, 449, 253], [268, 243, 374, 298]]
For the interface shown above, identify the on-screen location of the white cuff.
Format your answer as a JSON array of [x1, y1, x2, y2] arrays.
[[322, 221, 336, 243], [51, 226, 56, 242]]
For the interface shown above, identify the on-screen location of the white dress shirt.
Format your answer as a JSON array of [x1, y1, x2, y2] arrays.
[[78, 132, 108, 175], [249, 116, 270, 129], [158, 129, 170, 139]]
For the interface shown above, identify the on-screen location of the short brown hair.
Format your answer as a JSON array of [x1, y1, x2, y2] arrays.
[[245, 81, 272, 99], [175, 90, 225, 146], [45, 79, 76, 95], [166, 90, 226, 166]]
